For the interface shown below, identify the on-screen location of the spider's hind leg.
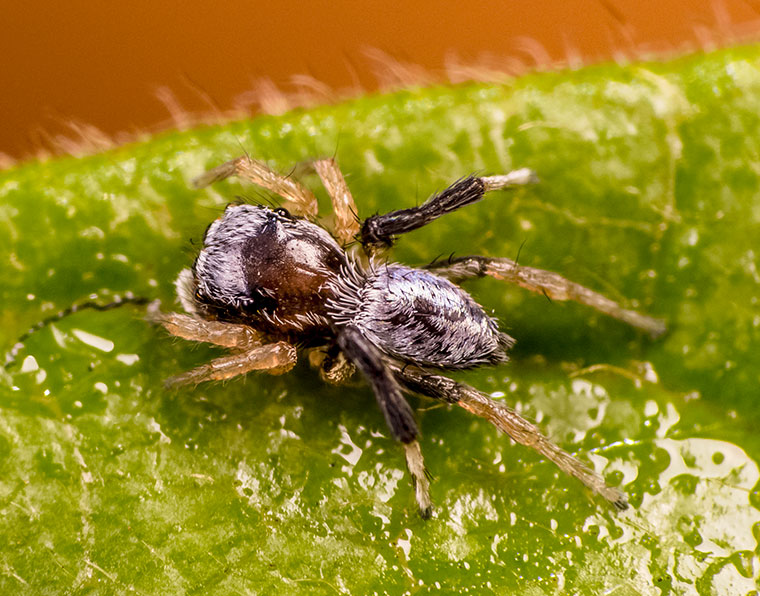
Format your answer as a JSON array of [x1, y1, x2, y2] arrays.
[[404, 440, 432, 519], [393, 365, 629, 511], [336, 326, 433, 518], [428, 255, 666, 337]]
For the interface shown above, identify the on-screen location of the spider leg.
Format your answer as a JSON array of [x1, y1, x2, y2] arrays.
[[165, 342, 297, 387], [151, 311, 265, 349], [307, 344, 357, 385], [313, 158, 360, 245], [152, 311, 295, 386], [403, 441, 432, 519], [336, 326, 432, 517], [393, 366, 629, 511], [336, 327, 418, 443], [193, 155, 319, 219], [360, 168, 536, 250], [427, 255, 666, 337]]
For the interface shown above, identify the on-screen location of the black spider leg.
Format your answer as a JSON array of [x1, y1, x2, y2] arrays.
[[336, 326, 432, 518], [4, 294, 151, 368], [360, 169, 537, 250], [392, 365, 629, 511]]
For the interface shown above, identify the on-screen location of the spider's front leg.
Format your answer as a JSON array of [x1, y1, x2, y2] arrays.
[[193, 155, 319, 219], [393, 366, 629, 510], [150, 311, 265, 350], [336, 326, 432, 518], [152, 311, 297, 386], [164, 342, 297, 387], [194, 155, 361, 246], [313, 158, 360, 246], [427, 255, 666, 337]]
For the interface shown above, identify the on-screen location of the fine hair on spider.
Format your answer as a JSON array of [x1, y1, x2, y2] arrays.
[[153, 155, 665, 519]]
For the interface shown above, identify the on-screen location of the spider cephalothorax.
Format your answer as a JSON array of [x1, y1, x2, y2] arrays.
[[190, 203, 348, 339], [155, 156, 665, 518]]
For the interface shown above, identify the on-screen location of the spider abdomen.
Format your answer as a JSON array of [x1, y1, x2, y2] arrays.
[[341, 265, 514, 369]]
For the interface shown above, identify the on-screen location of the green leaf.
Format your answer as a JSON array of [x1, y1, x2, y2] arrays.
[[2, 45, 760, 594]]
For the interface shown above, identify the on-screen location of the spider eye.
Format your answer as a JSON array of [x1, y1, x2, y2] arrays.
[[274, 207, 291, 218]]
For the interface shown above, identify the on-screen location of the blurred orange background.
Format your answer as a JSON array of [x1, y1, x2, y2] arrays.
[[3, 0, 760, 160]]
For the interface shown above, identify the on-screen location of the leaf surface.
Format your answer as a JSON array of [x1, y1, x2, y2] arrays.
[[2, 46, 760, 594]]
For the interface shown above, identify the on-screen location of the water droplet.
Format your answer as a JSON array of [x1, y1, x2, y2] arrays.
[[21, 355, 39, 372], [72, 329, 114, 352]]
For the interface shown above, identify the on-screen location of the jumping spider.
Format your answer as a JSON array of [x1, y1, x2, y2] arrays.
[[154, 155, 665, 518]]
